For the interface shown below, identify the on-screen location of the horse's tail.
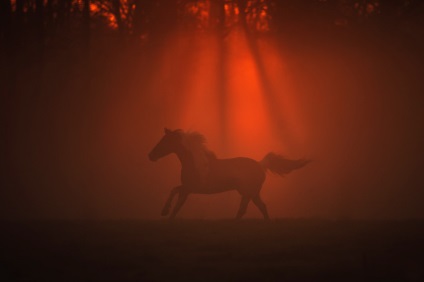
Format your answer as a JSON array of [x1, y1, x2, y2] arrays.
[[260, 152, 310, 177]]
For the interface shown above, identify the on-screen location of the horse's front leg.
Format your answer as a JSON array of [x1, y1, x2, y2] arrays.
[[169, 192, 189, 219], [161, 185, 182, 216]]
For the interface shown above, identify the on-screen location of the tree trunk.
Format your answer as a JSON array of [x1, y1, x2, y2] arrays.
[[83, 0, 91, 50], [218, 0, 226, 34], [133, 0, 144, 37], [237, 0, 248, 30], [215, 0, 229, 150], [35, 0, 45, 58], [0, 0, 12, 44], [58, 0, 72, 36]]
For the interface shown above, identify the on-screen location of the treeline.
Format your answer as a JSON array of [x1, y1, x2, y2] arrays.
[[0, 0, 422, 51]]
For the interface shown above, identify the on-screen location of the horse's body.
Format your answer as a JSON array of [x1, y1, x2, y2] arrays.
[[149, 128, 309, 219], [182, 157, 265, 195]]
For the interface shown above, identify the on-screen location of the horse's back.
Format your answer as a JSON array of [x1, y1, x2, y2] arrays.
[[207, 157, 265, 194]]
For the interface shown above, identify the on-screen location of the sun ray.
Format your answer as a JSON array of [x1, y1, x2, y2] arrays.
[[226, 30, 274, 157], [177, 34, 221, 144]]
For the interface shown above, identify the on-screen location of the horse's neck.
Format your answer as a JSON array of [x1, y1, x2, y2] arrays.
[[175, 147, 196, 170], [175, 145, 211, 182]]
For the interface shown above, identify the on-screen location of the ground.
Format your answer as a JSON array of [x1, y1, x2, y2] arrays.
[[1, 219, 423, 281]]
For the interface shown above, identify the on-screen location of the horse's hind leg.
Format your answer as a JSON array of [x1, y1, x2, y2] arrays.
[[252, 194, 270, 220], [236, 196, 250, 219], [169, 192, 188, 219], [161, 185, 182, 216]]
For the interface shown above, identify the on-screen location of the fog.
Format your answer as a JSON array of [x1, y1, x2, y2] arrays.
[[1, 6, 423, 220]]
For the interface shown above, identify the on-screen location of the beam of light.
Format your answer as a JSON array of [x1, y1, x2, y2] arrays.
[[177, 34, 221, 145], [257, 40, 307, 151], [226, 31, 275, 157], [132, 29, 307, 159], [107, 1, 307, 158], [224, 29, 306, 157], [103, 3, 308, 165], [90, 1, 309, 218]]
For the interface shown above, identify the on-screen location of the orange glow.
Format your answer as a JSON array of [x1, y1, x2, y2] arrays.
[[89, 0, 132, 30], [90, 3, 99, 13], [245, 1, 271, 32], [137, 29, 306, 159], [119, 28, 308, 211], [178, 36, 221, 142], [182, 1, 210, 30], [102, 3, 303, 161], [226, 32, 274, 156], [256, 39, 307, 149], [96, 0, 272, 33], [107, 14, 118, 29]]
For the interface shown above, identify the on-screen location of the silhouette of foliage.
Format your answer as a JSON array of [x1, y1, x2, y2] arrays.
[[1, 0, 422, 52]]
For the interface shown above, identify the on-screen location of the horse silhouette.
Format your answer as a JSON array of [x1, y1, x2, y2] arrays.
[[149, 128, 309, 219]]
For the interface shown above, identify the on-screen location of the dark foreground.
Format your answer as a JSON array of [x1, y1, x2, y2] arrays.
[[1, 220, 423, 282]]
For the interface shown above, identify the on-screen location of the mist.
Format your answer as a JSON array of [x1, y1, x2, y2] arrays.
[[1, 0, 423, 220]]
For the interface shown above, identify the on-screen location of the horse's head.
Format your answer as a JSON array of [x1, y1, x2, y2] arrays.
[[149, 128, 182, 161]]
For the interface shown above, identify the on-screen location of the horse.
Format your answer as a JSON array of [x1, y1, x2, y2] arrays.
[[148, 128, 309, 220]]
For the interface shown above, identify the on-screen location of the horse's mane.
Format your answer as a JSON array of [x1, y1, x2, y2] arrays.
[[177, 130, 216, 178], [178, 130, 217, 160]]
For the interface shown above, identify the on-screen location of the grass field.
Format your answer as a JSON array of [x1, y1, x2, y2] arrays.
[[1, 220, 423, 281]]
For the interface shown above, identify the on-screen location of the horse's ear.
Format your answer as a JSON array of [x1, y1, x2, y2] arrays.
[[164, 128, 171, 135]]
